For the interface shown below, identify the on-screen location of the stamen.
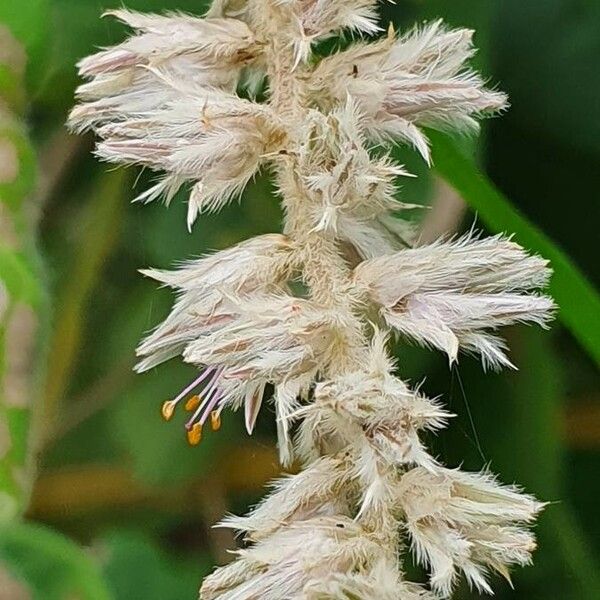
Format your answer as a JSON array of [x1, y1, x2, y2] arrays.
[[185, 395, 201, 411], [187, 423, 202, 446], [185, 366, 224, 430], [199, 389, 224, 428], [164, 366, 221, 424], [186, 386, 219, 430], [211, 411, 221, 431]]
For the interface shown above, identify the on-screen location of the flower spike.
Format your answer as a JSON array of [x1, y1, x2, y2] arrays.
[[71, 2, 552, 597]]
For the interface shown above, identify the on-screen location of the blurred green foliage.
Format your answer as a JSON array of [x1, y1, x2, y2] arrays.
[[0, 521, 111, 600], [0, 0, 49, 522], [0, 0, 598, 599]]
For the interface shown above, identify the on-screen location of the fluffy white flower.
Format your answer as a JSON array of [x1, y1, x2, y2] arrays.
[[73, 86, 286, 229], [142, 276, 340, 456], [210, 1, 380, 66], [284, 0, 381, 66], [304, 557, 435, 600], [354, 233, 555, 369], [135, 233, 292, 373], [74, 10, 263, 98], [201, 516, 387, 600], [397, 466, 544, 597], [183, 294, 339, 461], [294, 332, 450, 519], [71, 3, 551, 597], [220, 453, 354, 541], [181, 294, 336, 382], [136, 235, 344, 448], [310, 20, 507, 162]]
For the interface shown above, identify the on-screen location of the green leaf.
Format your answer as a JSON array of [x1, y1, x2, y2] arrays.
[[429, 130, 600, 366], [0, 521, 112, 600]]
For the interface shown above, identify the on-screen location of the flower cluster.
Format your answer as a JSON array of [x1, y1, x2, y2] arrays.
[[353, 233, 554, 369], [72, 1, 554, 598], [309, 20, 507, 162], [397, 467, 543, 596]]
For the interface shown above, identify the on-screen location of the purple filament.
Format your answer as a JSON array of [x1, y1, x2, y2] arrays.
[[172, 366, 218, 405], [185, 366, 224, 430]]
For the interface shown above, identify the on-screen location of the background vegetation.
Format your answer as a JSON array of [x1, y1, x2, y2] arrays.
[[0, 0, 598, 598]]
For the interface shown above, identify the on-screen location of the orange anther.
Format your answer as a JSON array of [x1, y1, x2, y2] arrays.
[[185, 395, 201, 411], [161, 400, 176, 421], [211, 411, 222, 431], [187, 423, 202, 446]]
